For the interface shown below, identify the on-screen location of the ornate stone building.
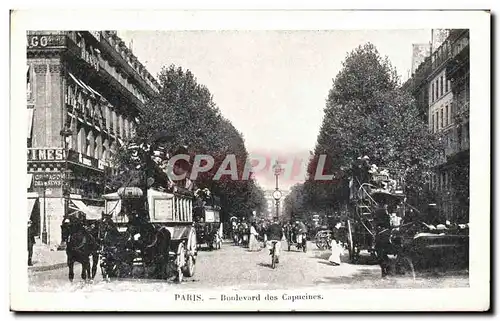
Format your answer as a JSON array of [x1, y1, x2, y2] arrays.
[[403, 29, 470, 222], [26, 31, 160, 247]]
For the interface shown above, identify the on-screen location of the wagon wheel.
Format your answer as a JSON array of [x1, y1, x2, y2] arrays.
[[315, 237, 325, 250], [182, 227, 197, 277], [395, 253, 416, 280], [176, 242, 186, 283], [346, 219, 355, 263]]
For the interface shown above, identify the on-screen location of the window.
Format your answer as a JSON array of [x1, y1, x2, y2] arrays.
[[86, 131, 94, 157], [431, 83, 435, 103], [445, 105, 449, 127], [440, 109, 444, 129], [78, 126, 86, 154], [26, 65, 31, 99], [445, 76, 449, 92], [430, 114, 434, 132], [436, 111, 439, 131], [440, 76, 444, 96], [436, 78, 440, 100]]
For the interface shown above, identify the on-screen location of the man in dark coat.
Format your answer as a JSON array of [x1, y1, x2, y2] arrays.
[[266, 219, 284, 263], [426, 203, 440, 226], [27, 220, 35, 266], [373, 204, 391, 277]]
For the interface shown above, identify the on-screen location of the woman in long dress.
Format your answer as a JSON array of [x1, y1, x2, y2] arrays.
[[248, 223, 261, 252], [328, 222, 343, 266]]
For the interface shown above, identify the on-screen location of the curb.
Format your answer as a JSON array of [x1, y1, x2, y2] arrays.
[[28, 262, 66, 272]]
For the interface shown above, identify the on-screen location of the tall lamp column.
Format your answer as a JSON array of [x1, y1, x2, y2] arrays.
[[59, 127, 72, 250], [40, 176, 49, 244], [272, 162, 283, 221]]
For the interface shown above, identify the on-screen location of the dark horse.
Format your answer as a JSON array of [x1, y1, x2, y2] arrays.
[[98, 213, 172, 279], [61, 215, 100, 282]]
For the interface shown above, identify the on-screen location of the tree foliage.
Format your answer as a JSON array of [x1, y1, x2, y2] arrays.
[[109, 64, 266, 221], [300, 43, 442, 214]]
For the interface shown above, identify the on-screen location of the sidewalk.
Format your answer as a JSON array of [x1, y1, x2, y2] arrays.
[[28, 243, 67, 272]]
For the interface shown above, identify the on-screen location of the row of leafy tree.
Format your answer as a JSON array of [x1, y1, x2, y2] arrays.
[[284, 43, 443, 225], [107, 64, 267, 221]]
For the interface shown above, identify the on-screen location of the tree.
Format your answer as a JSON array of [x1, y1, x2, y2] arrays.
[[303, 43, 441, 210], [109, 64, 266, 220]]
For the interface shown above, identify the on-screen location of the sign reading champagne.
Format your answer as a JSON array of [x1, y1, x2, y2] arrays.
[[33, 173, 63, 187]]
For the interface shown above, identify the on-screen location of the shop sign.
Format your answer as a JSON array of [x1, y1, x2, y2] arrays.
[[98, 159, 107, 170], [79, 153, 93, 167], [27, 35, 66, 49], [27, 148, 65, 161], [33, 173, 63, 187]]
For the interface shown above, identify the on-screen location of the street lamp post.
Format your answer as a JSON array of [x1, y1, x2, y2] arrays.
[[272, 162, 283, 221], [59, 127, 72, 250], [40, 176, 49, 244]]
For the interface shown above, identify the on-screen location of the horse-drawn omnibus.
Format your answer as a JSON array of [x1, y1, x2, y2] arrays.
[[98, 142, 198, 282], [193, 190, 222, 250]]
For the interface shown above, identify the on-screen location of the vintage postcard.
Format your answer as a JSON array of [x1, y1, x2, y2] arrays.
[[10, 9, 490, 311]]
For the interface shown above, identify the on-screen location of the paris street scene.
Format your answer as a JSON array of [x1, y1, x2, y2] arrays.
[[24, 28, 471, 294]]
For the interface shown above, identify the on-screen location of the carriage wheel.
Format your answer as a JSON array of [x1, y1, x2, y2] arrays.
[[395, 254, 416, 280], [182, 227, 197, 277], [176, 243, 186, 283]]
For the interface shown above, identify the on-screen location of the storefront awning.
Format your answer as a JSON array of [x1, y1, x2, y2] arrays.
[[27, 174, 33, 189], [68, 72, 102, 98], [69, 199, 101, 220], [27, 108, 34, 139], [27, 197, 37, 219]]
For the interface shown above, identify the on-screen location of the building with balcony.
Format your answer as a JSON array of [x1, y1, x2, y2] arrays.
[[26, 31, 160, 247], [403, 29, 470, 223]]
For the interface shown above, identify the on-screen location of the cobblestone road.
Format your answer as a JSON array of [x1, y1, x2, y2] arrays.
[[29, 241, 469, 292]]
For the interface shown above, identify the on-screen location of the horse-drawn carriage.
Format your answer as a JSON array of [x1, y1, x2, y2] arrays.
[[193, 191, 222, 250], [346, 158, 469, 277], [94, 140, 199, 282]]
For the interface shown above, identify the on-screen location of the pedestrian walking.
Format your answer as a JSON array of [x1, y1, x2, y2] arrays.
[[328, 221, 342, 266], [248, 223, 261, 252], [27, 220, 35, 266]]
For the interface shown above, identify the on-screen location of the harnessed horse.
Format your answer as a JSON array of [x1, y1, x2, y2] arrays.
[[61, 215, 100, 282], [98, 213, 172, 279]]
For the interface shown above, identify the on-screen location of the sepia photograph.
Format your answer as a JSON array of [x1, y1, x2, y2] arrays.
[[10, 9, 490, 311]]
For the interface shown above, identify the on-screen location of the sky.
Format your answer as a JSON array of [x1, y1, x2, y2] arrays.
[[119, 30, 432, 190]]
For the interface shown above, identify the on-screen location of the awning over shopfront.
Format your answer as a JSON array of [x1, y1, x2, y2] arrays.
[[27, 174, 33, 190], [27, 108, 34, 139], [27, 192, 38, 219], [68, 72, 102, 98], [69, 197, 101, 220]]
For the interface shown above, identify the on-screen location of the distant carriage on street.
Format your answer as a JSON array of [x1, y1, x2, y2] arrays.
[[194, 194, 223, 251]]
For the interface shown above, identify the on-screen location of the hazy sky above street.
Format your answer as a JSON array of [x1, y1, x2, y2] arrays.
[[119, 30, 432, 189]]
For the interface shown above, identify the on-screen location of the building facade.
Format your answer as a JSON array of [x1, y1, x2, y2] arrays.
[[403, 29, 470, 222], [27, 31, 160, 247]]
